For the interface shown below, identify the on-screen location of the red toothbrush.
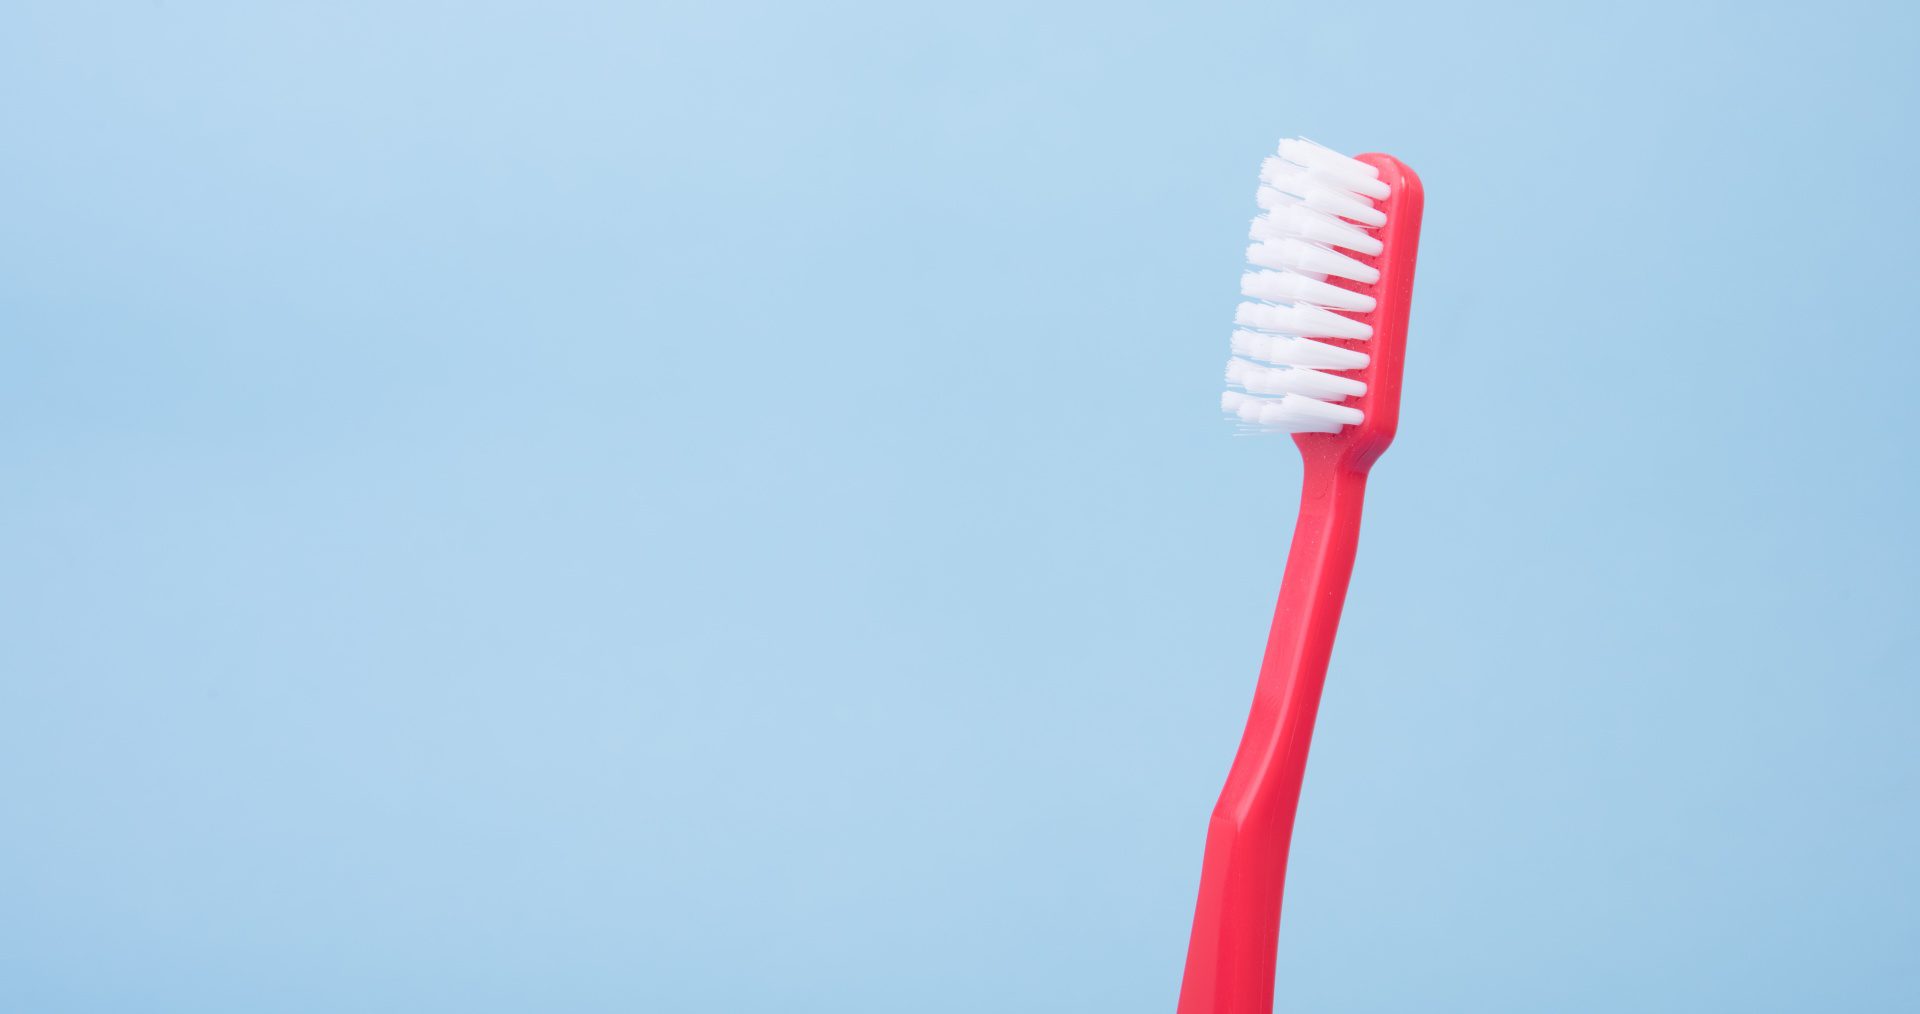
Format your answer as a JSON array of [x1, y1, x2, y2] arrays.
[[1187, 139, 1425, 1014]]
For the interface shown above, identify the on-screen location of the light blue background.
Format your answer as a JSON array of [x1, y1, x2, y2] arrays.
[[2, 1, 1915, 1011]]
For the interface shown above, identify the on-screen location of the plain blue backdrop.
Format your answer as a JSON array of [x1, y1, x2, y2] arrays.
[[2, 1, 1916, 1011]]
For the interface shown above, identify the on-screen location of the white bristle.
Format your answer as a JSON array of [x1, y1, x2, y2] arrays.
[[1230, 329, 1369, 371], [1226, 358, 1366, 402], [1241, 270, 1375, 313], [1235, 301, 1372, 341], [1258, 167, 1386, 227], [1223, 138, 1385, 434], [1276, 139, 1388, 199], [1249, 204, 1383, 257], [1222, 390, 1363, 434], [1247, 238, 1378, 284]]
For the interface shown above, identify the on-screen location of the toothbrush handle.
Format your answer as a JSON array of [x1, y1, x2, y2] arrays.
[[1177, 450, 1369, 1014]]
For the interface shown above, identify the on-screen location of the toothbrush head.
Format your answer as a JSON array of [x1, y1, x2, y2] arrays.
[[1221, 138, 1424, 468]]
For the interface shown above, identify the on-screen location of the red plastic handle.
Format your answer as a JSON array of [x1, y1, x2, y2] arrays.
[[1174, 453, 1367, 1014], [1177, 154, 1423, 1014]]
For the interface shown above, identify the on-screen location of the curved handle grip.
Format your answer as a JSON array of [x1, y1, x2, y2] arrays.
[[1176, 452, 1369, 1014]]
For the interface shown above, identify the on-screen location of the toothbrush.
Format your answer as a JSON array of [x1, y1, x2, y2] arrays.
[[1180, 139, 1424, 1014]]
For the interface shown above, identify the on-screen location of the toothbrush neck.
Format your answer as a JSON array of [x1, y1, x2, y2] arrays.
[[1175, 448, 1374, 1014]]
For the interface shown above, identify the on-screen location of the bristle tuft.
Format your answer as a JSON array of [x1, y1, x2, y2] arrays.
[[1223, 138, 1385, 434]]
